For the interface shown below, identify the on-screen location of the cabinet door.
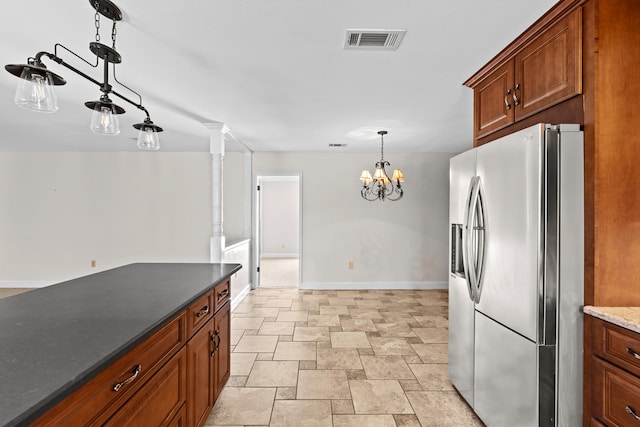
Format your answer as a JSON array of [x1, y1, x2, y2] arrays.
[[514, 8, 581, 120], [592, 356, 640, 427], [213, 301, 231, 400], [103, 347, 187, 427], [187, 317, 215, 427], [474, 60, 515, 138]]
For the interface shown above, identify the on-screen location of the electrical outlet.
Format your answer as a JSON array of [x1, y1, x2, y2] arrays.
[[348, 261, 354, 269], [91, 260, 96, 268]]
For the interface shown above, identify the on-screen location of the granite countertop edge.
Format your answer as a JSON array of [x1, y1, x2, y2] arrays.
[[584, 306, 640, 334]]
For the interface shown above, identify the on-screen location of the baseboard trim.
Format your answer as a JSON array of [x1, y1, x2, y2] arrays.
[[260, 253, 299, 259], [231, 283, 252, 311], [0, 281, 54, 289], [299, 281, 447, 290]]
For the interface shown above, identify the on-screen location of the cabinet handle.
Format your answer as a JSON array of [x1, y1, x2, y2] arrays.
[[196, 305, 209, 318], [218, 288, 229, 300], [626, 406, 640, 421], [112, 365, 142, 392], [210, 330, 221, 357], [627, 347, 640, 360], [513, 83, 521, 106], [504, 89, 512, 110]]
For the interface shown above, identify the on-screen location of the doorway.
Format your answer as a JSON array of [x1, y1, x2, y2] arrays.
[[253, 174, 301, 289]]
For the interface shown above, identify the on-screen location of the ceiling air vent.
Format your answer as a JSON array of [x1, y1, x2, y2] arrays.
[[344, 30, 406, 50], [329, 143, 347, 148]]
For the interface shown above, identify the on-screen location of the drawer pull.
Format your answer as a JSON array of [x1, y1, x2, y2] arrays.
[[218, 288, 229, 300], [210, 330, 221, 357], [504, 89, 512, 110], [112, 365, 142, 392], [196, 305, 210, 318], [627, 347, 640, 360], [513, 83, 521, 106], [626, 406, 640, 421]]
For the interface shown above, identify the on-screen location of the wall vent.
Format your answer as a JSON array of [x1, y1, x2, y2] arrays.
[[344, 30, 406, 50]]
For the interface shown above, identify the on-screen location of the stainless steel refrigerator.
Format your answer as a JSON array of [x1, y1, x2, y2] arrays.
[[448, 123, 584, 426]]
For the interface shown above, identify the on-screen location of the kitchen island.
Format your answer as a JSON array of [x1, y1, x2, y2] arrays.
[[0, 262, 241, 427]]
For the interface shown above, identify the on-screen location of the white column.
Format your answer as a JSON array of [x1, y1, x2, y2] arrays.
[[243, 152, 252, 239], [204, 122, 227, 263]]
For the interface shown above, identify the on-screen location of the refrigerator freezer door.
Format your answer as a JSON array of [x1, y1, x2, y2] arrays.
[[448, 148, 477, 405], [475, 124, 544, 342], [448, 275, 475, 405], [474, 312, 537, 427]]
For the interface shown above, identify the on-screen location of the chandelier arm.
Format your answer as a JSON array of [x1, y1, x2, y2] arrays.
[[361, 186, 379, 201], [111, 63, 144, 106], [386, 185, 404, 201], [53, 43, 99, 68], [41, 52, 103, 88], [36, 51, 149, 114], [110, 88, 146, 111]]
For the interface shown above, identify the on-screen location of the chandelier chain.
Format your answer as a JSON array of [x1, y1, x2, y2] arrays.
[[380, 133, 385, 161], [94, 2, 101, 43], [111, 20, 117, 49]]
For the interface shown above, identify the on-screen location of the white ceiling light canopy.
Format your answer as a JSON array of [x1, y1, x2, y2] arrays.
[[344, 29, 406, 50]]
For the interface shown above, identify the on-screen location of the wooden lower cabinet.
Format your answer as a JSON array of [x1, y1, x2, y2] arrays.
[[32, 283, 232, 427], [187, 317, 215, 427], [213, 301, 231, 398], [187, 300, 231, 427], [591, 317, 640, 427], [102, 347, 187, 426]]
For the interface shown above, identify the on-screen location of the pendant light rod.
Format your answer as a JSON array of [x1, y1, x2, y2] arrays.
[[30, 50, 145, 113]]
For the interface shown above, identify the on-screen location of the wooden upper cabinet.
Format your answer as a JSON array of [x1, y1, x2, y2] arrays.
[[466, 5, 582, 141], [474, 60, 515, 137], [514, 8, 582, 120]]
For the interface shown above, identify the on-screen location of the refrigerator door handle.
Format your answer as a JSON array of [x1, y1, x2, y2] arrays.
[[462, 176, 480, 303], [474, 178, 487, 303], [463, 176, 487, 304]]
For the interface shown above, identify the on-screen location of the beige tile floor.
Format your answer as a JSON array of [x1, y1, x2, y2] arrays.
[[206, 288, 484, 427]]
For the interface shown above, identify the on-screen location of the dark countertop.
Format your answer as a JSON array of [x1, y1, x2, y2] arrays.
[[0, 263, 242, 427]]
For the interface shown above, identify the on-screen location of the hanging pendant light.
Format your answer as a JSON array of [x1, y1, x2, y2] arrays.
[[3, 0, 163, 149], [6, 60, 65, 113], [133, 118, 163, 151], [86, 95, 125, 135], [359, 130, 405, 201]]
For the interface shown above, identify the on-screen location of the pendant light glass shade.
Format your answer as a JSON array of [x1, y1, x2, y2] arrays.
[[133, 118, 163, 151], [90, 105, 120, 135], [14, 68, 59, 113], [86, 96, 124, 136], [137, 128, 160, 150]]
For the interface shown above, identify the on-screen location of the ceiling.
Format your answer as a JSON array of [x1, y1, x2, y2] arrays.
[[0, 0, 558, 154]]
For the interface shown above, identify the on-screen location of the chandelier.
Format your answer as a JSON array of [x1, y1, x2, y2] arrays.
[[4, 0, 163, 150], [359, 131, 405, 201]]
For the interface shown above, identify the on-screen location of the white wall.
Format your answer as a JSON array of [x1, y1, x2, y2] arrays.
[[261, 179, 299, 256], [252, 151, 452, 288], [0, 152, 212, 284]]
